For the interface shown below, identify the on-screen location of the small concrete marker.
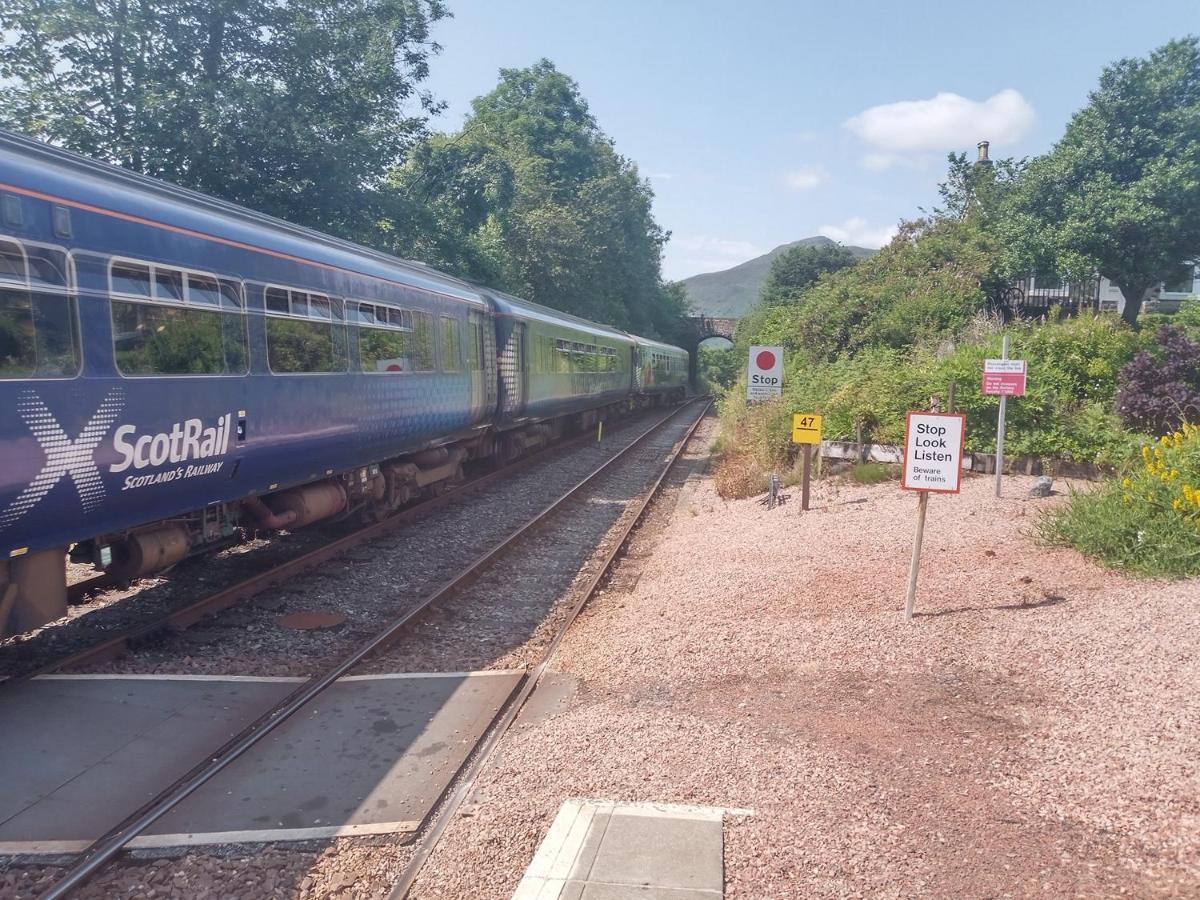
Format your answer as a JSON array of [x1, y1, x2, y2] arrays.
[[514, 799, 752, 900]]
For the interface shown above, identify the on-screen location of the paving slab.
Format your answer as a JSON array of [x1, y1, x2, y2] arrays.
[[513, 800, 747, 900], [0, 671, 522, 853]]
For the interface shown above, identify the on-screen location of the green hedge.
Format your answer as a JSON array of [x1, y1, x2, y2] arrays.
[[719, 315, 1151, 469]]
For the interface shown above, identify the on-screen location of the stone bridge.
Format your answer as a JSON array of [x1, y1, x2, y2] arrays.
[[686, 315, 738, 343], [683, 315, 739, 384]]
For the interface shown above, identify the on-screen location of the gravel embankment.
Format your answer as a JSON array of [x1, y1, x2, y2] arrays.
[[407, 427, 1199, 899]]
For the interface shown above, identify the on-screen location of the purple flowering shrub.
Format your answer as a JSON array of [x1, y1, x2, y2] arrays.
[[1115, 326, 1200, 435]]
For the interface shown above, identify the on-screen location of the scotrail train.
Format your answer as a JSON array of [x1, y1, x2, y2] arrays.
[[0, 130, 689, 637]]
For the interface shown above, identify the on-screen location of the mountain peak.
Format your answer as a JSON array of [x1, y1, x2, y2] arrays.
[[679, 237, 874, 317]]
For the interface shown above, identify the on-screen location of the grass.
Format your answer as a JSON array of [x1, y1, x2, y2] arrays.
[[1037, 484, 1200, 579], [845, 462, 899, 485]]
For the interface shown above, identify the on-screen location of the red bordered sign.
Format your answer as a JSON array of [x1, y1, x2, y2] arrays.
[[901, 411, 967, 494]]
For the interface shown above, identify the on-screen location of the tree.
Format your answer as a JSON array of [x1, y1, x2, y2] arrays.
[[760, 242, 858, 306], [0, 0, 448, 240], [933, 151, 1025, 223], [388, 60, 684, 338], [1000, 37, 1200, 326]]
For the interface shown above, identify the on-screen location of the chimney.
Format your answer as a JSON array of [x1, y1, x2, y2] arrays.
[[976, 140, 991, 164]]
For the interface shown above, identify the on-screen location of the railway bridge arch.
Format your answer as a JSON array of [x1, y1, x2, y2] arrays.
[[684, 315, 739, 385]]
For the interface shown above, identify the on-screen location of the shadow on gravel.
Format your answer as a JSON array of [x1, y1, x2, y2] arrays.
[[915, 593, 1069, 618]]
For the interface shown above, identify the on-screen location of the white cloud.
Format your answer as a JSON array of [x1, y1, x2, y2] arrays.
[[845, 89, 1035, 153], [784, 166, 828, 190], [818, 218, 898, 249]]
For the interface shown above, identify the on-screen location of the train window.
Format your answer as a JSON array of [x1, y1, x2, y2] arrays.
[[187, 274, 221, 306], [219, 280, 243, 310], [112, 261, 152, 298], [265, 286, 290, 314], [0, 239, 80, 379], [110, 258, 246, 376], [440, 316, 461, 371], [410, 311, 435, 371], [469, 319, 485, 372], [310, 295, 332, 320], [264, 286, 342, 374], [113, 302, 247, 375], [267, 317, 339, 373], [0, 242, 24, 283], [154, 268, 185, 303], [353, 301, 410, 374]]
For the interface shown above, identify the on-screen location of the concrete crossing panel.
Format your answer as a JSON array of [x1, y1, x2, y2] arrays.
[[0, 672, 522, 853]]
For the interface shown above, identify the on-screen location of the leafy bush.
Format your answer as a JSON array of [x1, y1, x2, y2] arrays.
[[1039, 423, 1200, 578], [1116, 325, 1200, 435]]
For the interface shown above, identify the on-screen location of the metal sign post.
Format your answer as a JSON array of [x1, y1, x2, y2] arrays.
[[983, 337, 1027, 498], [791, 414, 822, 511], [901, 385, 964, 621]]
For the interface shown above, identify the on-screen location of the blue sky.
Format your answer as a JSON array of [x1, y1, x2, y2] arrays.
[[422, 0, 1198, 281]]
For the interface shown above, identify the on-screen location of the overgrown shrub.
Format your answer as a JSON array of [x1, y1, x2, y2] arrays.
[[1116, 325, 1200, 435], [1039, 422, 1200, 578]]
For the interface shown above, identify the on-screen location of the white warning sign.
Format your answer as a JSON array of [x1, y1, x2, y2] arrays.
[[747, 346, 783, 401], [902, 412, 966, 494]]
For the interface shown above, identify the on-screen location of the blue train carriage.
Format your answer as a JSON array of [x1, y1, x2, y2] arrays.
[[632, 336, 689, 402], [484, 289, 637, 459], [0, 130, 498, 635]]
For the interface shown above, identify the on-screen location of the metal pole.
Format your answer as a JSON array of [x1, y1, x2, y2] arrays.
[[904, 492, 928, 621], [995, 335, 1008, 497], [801, 444, 812, 511]]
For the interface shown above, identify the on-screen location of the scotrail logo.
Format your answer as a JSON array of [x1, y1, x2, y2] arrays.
[[0, 388, 125, 531], [0, 392, 235, 533]]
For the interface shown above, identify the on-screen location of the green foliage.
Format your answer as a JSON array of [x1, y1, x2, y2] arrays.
[[760, 242, 858, 306], [1174, 296, 1200, 338], [0, 0, 448, 242], [1039, 424, 1200, 578], [697, 344, 738, 393], [726, 315, 1149, 470], [387, 60, 684, 340], [747, 217, 996, 362], [999, 37, 1200, 325], [933, 150, 1027, 223]]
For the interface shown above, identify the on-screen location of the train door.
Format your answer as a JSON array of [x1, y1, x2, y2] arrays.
[[631, 345, 644, 392], [469, 309, 497, 418]]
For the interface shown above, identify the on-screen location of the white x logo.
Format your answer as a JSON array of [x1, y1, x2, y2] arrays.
[[0, 389, 125, 532]]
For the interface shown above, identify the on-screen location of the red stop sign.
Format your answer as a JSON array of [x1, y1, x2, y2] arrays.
[[755, 350, 777, 370]]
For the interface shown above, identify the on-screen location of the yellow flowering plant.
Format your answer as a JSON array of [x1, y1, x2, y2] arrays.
[[1126, 423, 1200, 528], [1041, 421, 1200, 578]]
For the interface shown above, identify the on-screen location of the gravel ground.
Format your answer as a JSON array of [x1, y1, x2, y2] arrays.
[[406, 425, 1199, 899], [2, 403, 706, 899]]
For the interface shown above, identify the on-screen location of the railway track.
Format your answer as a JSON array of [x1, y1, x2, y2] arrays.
[[34, 397, 711, 899], [2, 406, 661, 682]]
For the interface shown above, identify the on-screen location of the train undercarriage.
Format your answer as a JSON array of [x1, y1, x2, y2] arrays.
[[0, 389, 686, 639]]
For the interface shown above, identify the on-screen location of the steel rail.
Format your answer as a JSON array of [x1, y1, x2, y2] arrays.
[[13, 415, 628, 681], [388, 398, 712, 899], [37, 399, 704, 900]]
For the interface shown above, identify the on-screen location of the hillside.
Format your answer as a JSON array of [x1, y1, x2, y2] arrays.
[[679, 236, 874, 317]]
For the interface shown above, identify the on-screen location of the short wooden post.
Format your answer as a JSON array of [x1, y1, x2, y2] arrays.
[[801, 444, 812, 511], [904, 492, 929, 622]]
